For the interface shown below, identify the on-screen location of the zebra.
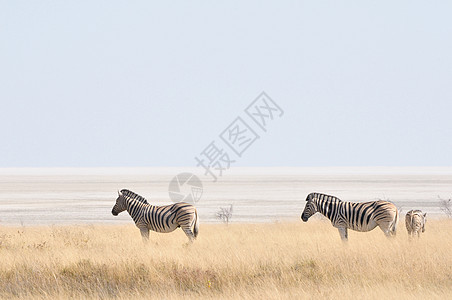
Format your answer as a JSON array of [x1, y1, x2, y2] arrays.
[[405, 210, 426, 238], [301, 192, 399, 241], [111, 189, 199, 243]]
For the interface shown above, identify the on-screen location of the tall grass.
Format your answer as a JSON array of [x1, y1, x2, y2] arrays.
[[0, 220, 451, 299]]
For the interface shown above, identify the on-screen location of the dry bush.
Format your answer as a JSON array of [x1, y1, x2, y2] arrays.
[[438, 196, 452, 218], [0, 221, 451, 299], [215, 204, 233, 224]]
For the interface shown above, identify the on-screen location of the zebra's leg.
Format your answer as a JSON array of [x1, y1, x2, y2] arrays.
[[337, 227, 348, 242], [139, 227, 149, 243], [382, 228, 391, 237], [181, 226, 195, 243], [378, 222, 394, 238]]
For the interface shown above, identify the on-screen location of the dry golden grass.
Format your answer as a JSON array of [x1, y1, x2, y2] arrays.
[[0, 220, 451, 299]]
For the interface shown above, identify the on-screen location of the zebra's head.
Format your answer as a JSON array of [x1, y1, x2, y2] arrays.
[[112, 190, 126, 216], [301, 193, 318, 222], [422, 213, 427, 232]]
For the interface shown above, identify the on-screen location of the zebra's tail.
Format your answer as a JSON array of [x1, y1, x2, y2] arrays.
[[408, 212, 414, 230], [193, 209, 199, 239], [390, 206, 399, 236]]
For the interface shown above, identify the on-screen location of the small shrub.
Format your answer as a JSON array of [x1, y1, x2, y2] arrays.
[[438, 196, 452, 218], [216, 204, 233, 224]]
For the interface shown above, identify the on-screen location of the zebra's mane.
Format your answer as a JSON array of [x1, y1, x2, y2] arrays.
[[313, 193, 343, 202], [121, 189, 149, 205]]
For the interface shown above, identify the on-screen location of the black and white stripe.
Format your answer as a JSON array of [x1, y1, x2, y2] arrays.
[[112, 189, 199, 242], [301, 192, 399, 241], [405, 210, 426, 238]]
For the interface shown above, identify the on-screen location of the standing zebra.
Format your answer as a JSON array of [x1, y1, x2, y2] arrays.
[[301, 192, 399, 241], [405, 210, 426, 238], [111, 189, 199, 243]]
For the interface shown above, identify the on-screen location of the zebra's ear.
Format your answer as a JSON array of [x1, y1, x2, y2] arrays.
[[423, 213, 427, 218], [118, 190, 122, 196]]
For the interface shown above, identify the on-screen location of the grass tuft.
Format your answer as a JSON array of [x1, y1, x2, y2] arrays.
[[0, 220, 451, 298]]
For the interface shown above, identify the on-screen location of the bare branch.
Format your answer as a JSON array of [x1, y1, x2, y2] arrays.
[[216, 204, 233, 225], [438, 195, 452, 219]]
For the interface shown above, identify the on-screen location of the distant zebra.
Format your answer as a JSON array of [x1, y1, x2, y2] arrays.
[[301, 192, 399, 241], [405, 210, 426, 238], [111, 189, 199, 243]]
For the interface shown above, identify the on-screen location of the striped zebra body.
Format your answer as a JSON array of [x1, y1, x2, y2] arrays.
[[112, 189, 199, 242], [301, 192, 399, 241], [405, 210, 426, 238]]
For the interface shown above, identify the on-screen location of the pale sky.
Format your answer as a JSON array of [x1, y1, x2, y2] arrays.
[[1, 1, 451, 167]]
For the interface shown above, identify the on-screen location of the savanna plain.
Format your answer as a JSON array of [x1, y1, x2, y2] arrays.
[[1, 220, 451, 299]]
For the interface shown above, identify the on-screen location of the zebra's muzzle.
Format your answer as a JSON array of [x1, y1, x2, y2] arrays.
[[112, 209, 118, 216], [301, 216, 308, 222]]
